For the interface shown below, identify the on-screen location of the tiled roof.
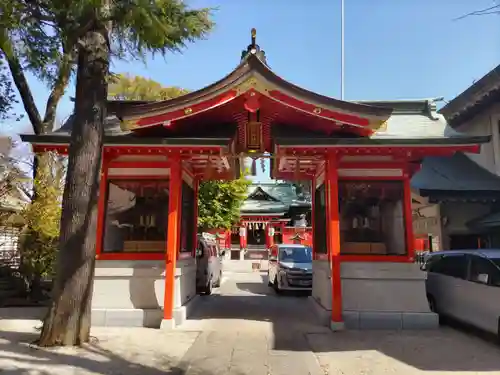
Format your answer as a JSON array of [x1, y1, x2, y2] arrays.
[[467, 211, 500, 229], [240, 183, 310, 215], [411, 152, 500, 193], [439, 64, 500, 127]]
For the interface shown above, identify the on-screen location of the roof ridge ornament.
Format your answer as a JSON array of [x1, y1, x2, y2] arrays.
[[241, 28, 268, 65]]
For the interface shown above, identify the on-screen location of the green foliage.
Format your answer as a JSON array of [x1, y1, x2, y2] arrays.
[[108, 73, 189, 100], [0, 58, 17, 121], [197, 178, 250, 230], [20, 153, 65, 285]]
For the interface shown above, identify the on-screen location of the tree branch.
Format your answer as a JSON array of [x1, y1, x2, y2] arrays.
[[42, 50, 74, 132], [454, 4, 500, 21], [0, 31, 43, 134]]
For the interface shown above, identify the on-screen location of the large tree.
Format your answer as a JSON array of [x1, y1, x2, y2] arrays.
[[109, 73, 189, 100], [3, 0, 214, 347], [108, 74, 250, 230]]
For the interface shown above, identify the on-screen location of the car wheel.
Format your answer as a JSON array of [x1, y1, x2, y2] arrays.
[[497, 317, 500, 345], [428, 295, 437, 313], [273, 276, 282, 294], [428, 295, 444, 325], [214, 272, 222, 287], [204, 278, 213, 295]]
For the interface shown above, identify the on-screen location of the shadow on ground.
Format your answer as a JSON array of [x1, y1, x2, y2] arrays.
[[0, 330, 247, 375], [188, 272, 500, 372]]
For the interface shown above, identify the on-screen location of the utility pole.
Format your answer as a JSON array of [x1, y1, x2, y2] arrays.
[[340, 0, 345, 100]]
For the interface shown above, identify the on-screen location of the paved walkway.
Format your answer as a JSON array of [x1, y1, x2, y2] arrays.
[[1, 270, 500, 374]]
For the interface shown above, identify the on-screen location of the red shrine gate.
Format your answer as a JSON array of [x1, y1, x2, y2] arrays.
[[22, 29, 486, 329]]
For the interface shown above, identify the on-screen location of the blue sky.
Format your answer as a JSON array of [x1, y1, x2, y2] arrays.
[[2, 0, 500, 180]]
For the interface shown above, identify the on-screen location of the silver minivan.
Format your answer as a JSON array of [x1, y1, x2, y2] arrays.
[[196, 233, 224, 295], [268, 244, 313, 293], [423, 249, 500, 337]]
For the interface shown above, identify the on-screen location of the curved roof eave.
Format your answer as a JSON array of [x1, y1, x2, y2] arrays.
[[112, 54, 393, 122]]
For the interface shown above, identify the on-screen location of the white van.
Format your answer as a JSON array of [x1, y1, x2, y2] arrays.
[[196, 233, 224, 295], [423, 249, 500, 338]]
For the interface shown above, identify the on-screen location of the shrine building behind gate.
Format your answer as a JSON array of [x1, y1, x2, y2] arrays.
[[21, 30, 488, 330]]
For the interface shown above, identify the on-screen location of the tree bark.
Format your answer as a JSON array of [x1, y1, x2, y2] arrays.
[[38, 21, 109, 347]]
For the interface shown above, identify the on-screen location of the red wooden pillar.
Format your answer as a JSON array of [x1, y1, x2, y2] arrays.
[[311, 176, 316, 259], [95, 156, 109, 258], [163, 157, 182, 321], [325, 156, 342, 325], [192, 178, 199, 257], [267, 224, 274, 248], [239, 225, 247, 249], [403, 172, 415, 262]]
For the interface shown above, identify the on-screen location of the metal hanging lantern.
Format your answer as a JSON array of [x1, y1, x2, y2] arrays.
[[250, 157, 257, 176]]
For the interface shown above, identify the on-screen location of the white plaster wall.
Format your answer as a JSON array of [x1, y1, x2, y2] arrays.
[[341, 262, 430, 313], [311, 261, 430, 313], [93, 260, 165, 310], [92, 259, 196, 311], [312, 260, 332, 311], [173, 258, 197, 309]]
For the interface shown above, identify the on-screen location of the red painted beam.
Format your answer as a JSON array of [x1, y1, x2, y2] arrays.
[[132, 90, 238, 128], [108, 160, 170, 169], [268, 90, 372, 127]]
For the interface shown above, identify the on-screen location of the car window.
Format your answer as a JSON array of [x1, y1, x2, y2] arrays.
[[491, 258, 500, 269], [195, 241, 204, 258], [279, 247, 312, 263], [425, 254, 443, 272], [431, 254, 467, 279], [469, 255, 500, 286]]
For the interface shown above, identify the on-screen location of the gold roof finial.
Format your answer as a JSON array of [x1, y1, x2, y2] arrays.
[[251, 28, 256, 47]]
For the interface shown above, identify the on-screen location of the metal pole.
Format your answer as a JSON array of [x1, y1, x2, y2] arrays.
[[340, 0, 345, 100]]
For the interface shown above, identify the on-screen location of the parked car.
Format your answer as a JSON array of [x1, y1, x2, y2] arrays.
[[196, 233, 224, 295], [268, 244, 312, 293], [422, 249, 500, 338]]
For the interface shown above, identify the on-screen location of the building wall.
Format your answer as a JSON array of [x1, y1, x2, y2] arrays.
[[454, 102, 500, 175], [440, 202, 491, 235], [91, 258, 196, 328], [311, 261, 437, 329]]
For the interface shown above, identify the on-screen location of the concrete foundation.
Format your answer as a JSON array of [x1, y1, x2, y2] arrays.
[[310, 260, 438, 330], [92, 258, 197, 328]]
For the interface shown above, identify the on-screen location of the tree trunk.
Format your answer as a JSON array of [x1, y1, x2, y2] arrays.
[[38, 22, 109, 347]]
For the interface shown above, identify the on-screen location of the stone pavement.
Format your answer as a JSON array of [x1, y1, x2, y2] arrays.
[[1, 270, 500, 374]]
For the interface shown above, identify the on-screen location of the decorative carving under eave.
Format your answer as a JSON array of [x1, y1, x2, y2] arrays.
[[235, 76, 273, 96], [120, 119, 138, 131], [369, 119, 389, 132]]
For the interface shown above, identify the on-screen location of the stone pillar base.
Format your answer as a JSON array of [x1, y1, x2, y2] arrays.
[[330, 321, 345, 331], [160, 319, 175, 330]]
